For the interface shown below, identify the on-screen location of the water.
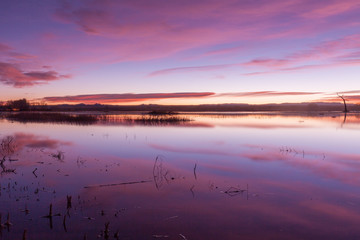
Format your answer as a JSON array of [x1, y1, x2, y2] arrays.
[[0, 112, 359, 239]]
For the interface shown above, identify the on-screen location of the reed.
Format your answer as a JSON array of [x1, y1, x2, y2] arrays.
[[133, 115, 191, 125], [6, 112, 98, 125]]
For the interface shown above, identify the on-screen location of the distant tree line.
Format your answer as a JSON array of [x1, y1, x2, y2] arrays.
[[2, 98, 30, 111], [0, 98, 359, 112], [0, 98, 49, 111]]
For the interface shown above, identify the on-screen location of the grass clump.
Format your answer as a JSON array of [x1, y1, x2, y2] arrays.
[[6, 112, 98, 125], [116, 115, 191, 126]]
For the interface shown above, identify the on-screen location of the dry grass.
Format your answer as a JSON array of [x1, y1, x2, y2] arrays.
[[6, 112, 98, 125]]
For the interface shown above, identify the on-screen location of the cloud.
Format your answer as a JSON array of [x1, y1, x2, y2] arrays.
[[54, 1, 359, 39], [319, 95, 360, 104], [43, 91, 325, 104], [203, 46, 244, 56], [0, 43, 12, 52], [0, 62, 70, 87], [337, 90, 360, 94], [217, 91, 322, 97], [50, 0, 360, 64], [0, 42, 70, 87], [148, 64, 236, 77], [0, 42, 36, 61], [7, 52, 36, 60], [148, 33, 360, 77], [311, 90, 360, 103], [43, 92, 215, 104], [242, 59, 290, 68], [242, 34, 360, 75], [300, 0, 360, 19]]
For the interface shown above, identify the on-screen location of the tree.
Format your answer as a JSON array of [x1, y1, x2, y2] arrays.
[[337, 93, 348, 113], [6, 98, 30, 111]]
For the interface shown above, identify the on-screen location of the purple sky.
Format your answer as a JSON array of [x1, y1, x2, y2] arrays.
[[1, 0, 360, 105]]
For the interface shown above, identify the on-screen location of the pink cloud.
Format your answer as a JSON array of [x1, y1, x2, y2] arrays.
[[0, 42, 71, 87], [0, 42, 36, 61], [300, 0, 360, 19], [319, 95, 360, 104], [310, 90, 360, 104], [0, 43, 12, 52], [242, 59, 290, 68], [148, 64, 236, 77], [216, 91, 322, 97], [235, 33, 360, 77], [43, 92, 215, 104], [0, 62, 70, 87], [48, 0, 360, 65], [203, 46, 244, 56], [337, 90, 360, 94], [148, 33, 360, 76], [244, 34, 360, 68], [7, 52, 36, 60]]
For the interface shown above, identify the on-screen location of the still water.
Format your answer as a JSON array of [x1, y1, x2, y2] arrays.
[[0, 112, 359, 239]]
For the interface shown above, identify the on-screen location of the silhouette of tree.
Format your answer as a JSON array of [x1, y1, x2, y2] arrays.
[[337, 93, 348, 113], [6, 98, 30, 111]]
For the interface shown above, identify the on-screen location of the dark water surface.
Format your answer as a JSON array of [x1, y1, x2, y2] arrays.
[[0, 112, 359, 240]]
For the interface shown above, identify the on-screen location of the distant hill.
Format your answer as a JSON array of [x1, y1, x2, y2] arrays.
[[25, 102, 360, 112]]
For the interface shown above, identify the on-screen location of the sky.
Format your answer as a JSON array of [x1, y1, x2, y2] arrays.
[[1, 0, 360, 105]]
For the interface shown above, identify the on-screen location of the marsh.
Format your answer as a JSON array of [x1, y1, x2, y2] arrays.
[[0, 112, 359, 239]]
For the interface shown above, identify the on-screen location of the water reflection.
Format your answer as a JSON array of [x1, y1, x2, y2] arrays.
[[0, 113, 359, 239]]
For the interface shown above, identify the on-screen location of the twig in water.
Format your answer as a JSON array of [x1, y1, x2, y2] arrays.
[[32, 168, 38, 178], [179, 234, 188, 240], [247, 184, 249, 200], [164, 215, 178, 221], [0, 216, 2, 237], [21, 205, 29, 215], [66, 195, 72, 209], [193, 163, 197, 180], [114, 230, 120, 240], [42, 204, 61, 229], [223, 187, 246, 197], [84, 180, 151, 188], [22, 229, 27, 240], [63, 214, 67, 232], [4, 213, 12, 229], [190, 185, 195, 198], [152, 235, 169, 238], [153, 155, 168, 190], [104, 222, 110, 240], [51, 151, 64, 161]]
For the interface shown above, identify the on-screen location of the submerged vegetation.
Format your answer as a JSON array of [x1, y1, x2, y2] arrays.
[[1, 113, 360, 239], [99, 114, 192, 126], [2, 112, 192, 126], [4, 112, 98, 125], [133, 115, 191, 124]]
